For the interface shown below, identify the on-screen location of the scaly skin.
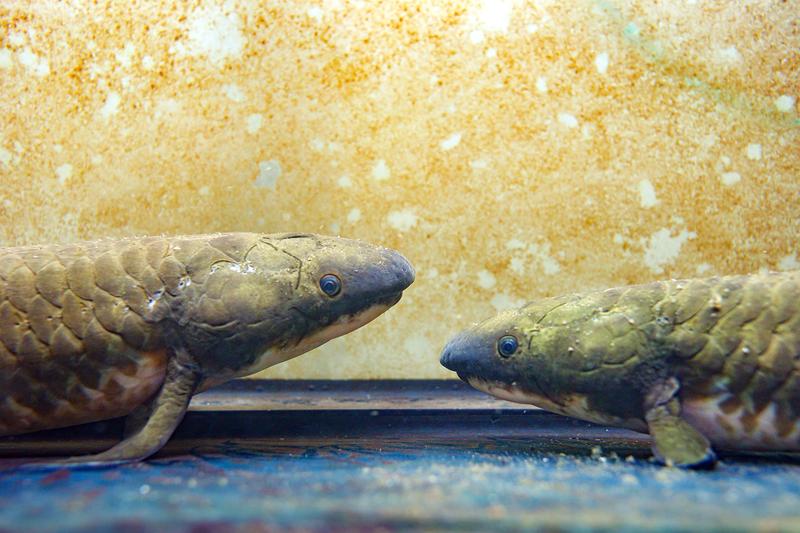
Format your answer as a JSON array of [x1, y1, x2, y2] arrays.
[[441, 271, 800, 467], [0, 232, 415, 463]]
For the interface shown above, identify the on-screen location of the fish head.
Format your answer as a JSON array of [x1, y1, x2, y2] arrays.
[[183, 233, 415, 381], [440, 294, 648, 427]]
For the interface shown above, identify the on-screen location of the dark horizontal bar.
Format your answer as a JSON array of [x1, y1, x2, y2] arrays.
[[0, 409, 650, 459], [0, 380, 651, 459]]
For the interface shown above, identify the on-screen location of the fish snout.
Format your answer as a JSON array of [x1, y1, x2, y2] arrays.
[[439, 344, 454, 369], [439, 333, 472, 373], [379, 249, 415, 296], [440, 329, 520, 387]]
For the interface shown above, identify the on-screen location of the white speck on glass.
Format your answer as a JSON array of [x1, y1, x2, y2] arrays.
[[491, 292, 524, 312], [477, 0, 514, 33], [141, 55, 155, 70], [372, 159, 391, 181], [337, 175, 352, 188], [100, 91, 121, 119], [720, 172, 741, 186], [8, 32, 25, 46], [643, 228, 696, 274], [55, 163, 73, 185], [775, 95, 796, 113], [595, 52, 609, 74], [529, 243, 561, 275], [387, 209, 418, 232], [0, 147, 12, 166], [223, 83, 245, 102], [717, 45, 742, 63], [746, 143, 762, 160], [440, 132, 462, 151], [558, 113, 579, 128], [17, 47, 49, 77], [347, 208, 362, 223], [638, 179, 658, 208], [624, 22, 640, 40], [183, 3, 245, 65], [115, 42, 136, 68], [0, 49, 12, 69], [307, 7, 324, 22], [536, 77, 548, 93], [477, 269, 496, 289], [255, 160, 281, 190], [469, 30, 485, 44], [246, 114, 263, 134], [505, 238, 525, 250]]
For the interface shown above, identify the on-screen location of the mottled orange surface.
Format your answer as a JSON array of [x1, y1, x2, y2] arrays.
[[0, 1, 797, 378]]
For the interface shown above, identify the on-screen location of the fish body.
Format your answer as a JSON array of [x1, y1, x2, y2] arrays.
[[441, 271, 800, 467], [0, 232, 414, 463]]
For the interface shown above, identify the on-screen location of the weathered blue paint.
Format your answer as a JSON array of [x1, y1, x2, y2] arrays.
[[2, 382, 800, 531], [3, 440, 800, 532]]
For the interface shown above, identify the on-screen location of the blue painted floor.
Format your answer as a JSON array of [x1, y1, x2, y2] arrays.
[[2, 382, 800, 532], [3, 442, 800, 532]]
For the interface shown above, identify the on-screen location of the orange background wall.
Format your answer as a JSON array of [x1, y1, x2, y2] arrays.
[[1, 1, 798, 378]]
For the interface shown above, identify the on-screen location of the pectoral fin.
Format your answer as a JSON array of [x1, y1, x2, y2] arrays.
[[28, 349, 200, 469], [645, 378, 716, 469], [123, 395, 156, 439]]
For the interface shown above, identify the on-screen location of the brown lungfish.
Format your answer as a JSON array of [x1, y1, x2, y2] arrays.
[[441, 272, 800, 468], [0, 232, 414, 464]]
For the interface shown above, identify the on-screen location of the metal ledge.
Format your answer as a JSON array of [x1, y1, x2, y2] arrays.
[[0, 380, 649, 458], [188, 379, 534, 410]]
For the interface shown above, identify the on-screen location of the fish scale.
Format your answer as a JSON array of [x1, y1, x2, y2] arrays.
[[0, 237, 177, 436], [442, 270, 800, 466], [603, 272, 800, 446], [585, 274, 800, 428], [0, 233, 275, 437], [0, 232, 415, 465]]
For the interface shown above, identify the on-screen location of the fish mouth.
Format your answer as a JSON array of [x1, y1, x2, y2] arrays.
[[460, 375, 576, 417], [461, 375, 548, 406], [456, 371, 470, 382], [315, 299, 398, 347], [382, 291, 403, 307], [234, 299, 396, 379]]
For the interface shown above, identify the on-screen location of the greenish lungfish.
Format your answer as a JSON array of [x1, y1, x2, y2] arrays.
[[441, 272, 800, 468], [0, 232, 414, 465]]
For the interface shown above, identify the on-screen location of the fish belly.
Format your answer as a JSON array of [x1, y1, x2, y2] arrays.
[[682, 395, 800, 451], [0, 349, 167, 436]]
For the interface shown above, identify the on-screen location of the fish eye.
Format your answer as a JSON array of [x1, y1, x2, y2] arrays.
[[319, 274, 342, 297], [497, 335, 518, 358]]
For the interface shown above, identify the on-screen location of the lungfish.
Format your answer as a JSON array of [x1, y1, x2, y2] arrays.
[[0, 232, 414, 464], [441, 272, 800, 467]]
